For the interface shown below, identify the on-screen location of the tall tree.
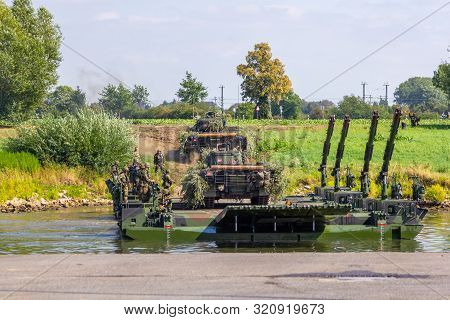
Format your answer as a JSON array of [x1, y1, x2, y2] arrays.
[[432, 63, 450, 102], [99, 83, 134, 115], [394, 77, 447, 113], [132, 85, 150, 109], [0, 0, 62, 120], [45, 85, 86, 114], [271, 90, 303, 119], [237, 43, 292, 119], [337, 96, 373, 119], [176, 71, 208, 104]]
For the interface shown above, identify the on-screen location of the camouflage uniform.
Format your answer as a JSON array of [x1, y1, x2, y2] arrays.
[[154, 150, 164, 173], [118, 167, 130, 203], [110, 161, 121, 215], [138, 163, 153, 202]]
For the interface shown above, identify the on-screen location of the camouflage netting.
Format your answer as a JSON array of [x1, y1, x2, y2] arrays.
[[181, 167, 209, 209], [178, 131, 195, 154], [265, 163, 288, 201]]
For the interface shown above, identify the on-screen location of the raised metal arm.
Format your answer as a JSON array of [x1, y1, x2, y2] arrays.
[[331, 116, 351, 191], [377, 108, 402, 200], [360, 111, 379, 197], [318, 116, 336, 187]]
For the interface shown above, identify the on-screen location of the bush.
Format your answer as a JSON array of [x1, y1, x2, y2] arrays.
[[0, 151, 41, 173], [425, 184, 447, 203], [6, 109, 136, 173]]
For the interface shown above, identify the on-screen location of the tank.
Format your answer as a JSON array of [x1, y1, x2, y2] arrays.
[[182, 112, 248, 155], [199, 149, 271, 208]]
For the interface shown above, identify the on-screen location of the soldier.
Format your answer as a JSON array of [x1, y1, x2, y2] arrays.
[[162, 169, 173, 191], [110, 161, 121, 216], [118, 167, 130, 203], [138, 163, 153, 202], [154, 150, 165, 173], [391, 181, 403, 199], [401, 121, 407, 130], [111, 161, 119, 178], [345, 167, 356, 189], [129, 158, 140, 193]]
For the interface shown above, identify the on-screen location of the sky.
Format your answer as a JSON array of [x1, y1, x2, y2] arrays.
[[5, 0, 450, 106]]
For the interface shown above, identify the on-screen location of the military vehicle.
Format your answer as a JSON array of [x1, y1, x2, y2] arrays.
[[182, 111, 248, 156], [198, 146, 271, 208], [116, 109, 428, 243]]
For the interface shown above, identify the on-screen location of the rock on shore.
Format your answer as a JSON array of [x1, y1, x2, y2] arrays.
[[0, 194, 112, 213]]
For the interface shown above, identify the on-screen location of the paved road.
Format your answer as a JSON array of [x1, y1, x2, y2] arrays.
[[0, 253, 448, 299]]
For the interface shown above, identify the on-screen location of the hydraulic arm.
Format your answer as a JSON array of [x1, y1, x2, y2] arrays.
[[331, 116, 351, 191], [360, 111, 379, 197], [318, 116, 336, 187]]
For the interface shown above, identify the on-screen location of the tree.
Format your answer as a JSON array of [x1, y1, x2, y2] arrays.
[[432, 63, 450, 102], [394, 77, 447, 113], [45, 85, 86, 114], [337, 96, 372, 119], [0, 0, 62, 120], [176, 71, 208, 104], [237, 43, 292, 119], [301, 100, 335, 115], [228, 102, 254, 119], [99, 83, 134, 116], [132, 85, 150, 109], [271, 90, 304, 119]]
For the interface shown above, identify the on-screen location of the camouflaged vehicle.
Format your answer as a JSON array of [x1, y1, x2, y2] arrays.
[[182, 111, 248, 155], [199, 147, 270, 208]]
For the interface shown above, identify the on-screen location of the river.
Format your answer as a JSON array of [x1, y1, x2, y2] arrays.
[[0, 207, 448, 254]]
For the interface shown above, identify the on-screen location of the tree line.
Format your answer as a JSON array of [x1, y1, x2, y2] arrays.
[[1, 0, 448, 122]]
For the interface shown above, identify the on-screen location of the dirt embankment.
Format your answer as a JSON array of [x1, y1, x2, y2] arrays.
[[135, 125, 192, 184]]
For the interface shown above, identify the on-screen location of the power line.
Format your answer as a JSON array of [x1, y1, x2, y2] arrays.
[[304, 1, 450, 99], [61, 41, 156, 106]]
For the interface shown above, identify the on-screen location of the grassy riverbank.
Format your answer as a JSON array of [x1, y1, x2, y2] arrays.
[[1, 118, 449, 207], [0, 131, 109, 205]]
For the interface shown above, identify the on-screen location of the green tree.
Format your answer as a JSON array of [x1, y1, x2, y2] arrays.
[[271, 90, 303, 119], [301, 100, 335, 115], [432, 63, 450, 102], [227, 102, 254, 119], [45, 85, 86, 114], [394, 77, 447, 113], [176, 71, 208, 104], [337, 96, 372, 118], [99, 83, 134, 116], [0, 0, 62, 120], [132, 85, 150, 109], [237, 43, 292, 119]]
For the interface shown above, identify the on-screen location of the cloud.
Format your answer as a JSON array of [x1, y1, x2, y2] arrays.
[[94, 11, 120, 22], [236, 4, 262, 15]]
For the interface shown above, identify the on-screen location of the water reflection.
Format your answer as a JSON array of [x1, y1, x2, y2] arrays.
[[0, 207, 448, 254]]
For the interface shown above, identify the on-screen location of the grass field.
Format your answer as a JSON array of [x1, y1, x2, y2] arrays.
[[252, 119, 449, 199]]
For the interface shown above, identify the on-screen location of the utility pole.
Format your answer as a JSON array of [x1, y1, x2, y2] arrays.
[[361, 82, 367, 102], [219, 85, 224, 115], [367, 95, 372, 104], [383, 82, 389, 106]]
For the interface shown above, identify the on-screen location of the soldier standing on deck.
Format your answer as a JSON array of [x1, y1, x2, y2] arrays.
[[154, 150, 164, 173], [118, 167, 130, 203]]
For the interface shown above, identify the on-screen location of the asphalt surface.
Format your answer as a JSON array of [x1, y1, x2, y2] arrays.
[[0, 253, 448, 300]]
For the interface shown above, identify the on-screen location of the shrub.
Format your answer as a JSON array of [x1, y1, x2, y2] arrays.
[[425, 184, 447, 203], [6, 109, 136, 173], [0, 151, 41, 173]]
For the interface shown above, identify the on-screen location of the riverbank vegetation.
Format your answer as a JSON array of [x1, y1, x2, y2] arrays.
[[0, 110, 136, 207]]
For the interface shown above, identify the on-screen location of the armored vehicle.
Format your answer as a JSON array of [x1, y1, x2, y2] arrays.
[[190, 111, 226, 132], [198, 148, 271, 208], [182, 112, 248, 156]]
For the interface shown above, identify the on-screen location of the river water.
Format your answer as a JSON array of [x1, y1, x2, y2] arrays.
[[0, 207, 448, 254]]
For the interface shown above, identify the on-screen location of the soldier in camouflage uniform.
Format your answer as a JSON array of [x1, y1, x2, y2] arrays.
[[110, 161, 121, 216], [138, 163, 154, 202], [154, 150, 164, 173], [118, 167, 130, 203]]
